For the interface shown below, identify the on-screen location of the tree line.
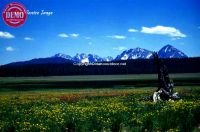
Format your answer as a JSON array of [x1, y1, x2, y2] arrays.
[[0, 57, 200, 77]]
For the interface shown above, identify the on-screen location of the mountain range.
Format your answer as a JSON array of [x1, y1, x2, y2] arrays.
[[5, 44, 187, 65]]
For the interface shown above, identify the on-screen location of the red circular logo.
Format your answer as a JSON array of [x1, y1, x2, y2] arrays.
[[2, 2, 27, 28]]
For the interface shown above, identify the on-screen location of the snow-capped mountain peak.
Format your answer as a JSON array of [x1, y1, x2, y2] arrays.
[[158, 44, 187, 58], [49, 45, 187, 63], [53, 53, 73, 60], [73, 53, 109, 63], [103, 56, 114, 62], [3, 44, 189, 66], [115, 47, 153, 60], [53, 53, 114, 63], [73, 53, 88, 63]]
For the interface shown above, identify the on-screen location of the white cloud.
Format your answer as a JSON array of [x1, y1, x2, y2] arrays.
[[171, 37, 181, 41], [113, 46, 127, 51], [108, 35, 126, 39], [58, 33, 69, 38], [0, 31, 15, 39], [128, 28, 138, 32], [70, 33, 79, 37], [141, 25, 186, 38], [5, 46, 14, 51], [24, 37, 34, 40], [58, 33, 80, 38]]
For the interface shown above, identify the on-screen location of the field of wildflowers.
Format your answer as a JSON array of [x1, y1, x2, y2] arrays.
[[0, 87, 200, 132]]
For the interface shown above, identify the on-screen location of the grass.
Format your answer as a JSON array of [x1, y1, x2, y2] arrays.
[[0, 73, 200, 89], [1, 73, 200, 82], [0, 86, 200, 131], [0, 73, 200, 131]]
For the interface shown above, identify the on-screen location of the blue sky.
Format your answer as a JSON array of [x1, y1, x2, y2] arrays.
[[0, 0, 200, 65]]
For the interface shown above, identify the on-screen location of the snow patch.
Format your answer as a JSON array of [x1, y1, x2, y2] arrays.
[[81, 58, 89, 63]]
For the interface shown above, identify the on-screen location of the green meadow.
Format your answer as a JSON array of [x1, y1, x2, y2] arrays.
[[0, 73, 200, 131]]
